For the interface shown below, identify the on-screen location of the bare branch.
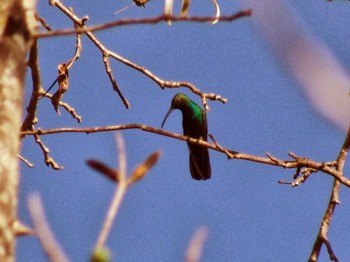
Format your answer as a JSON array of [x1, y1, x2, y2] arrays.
[[36, 10, 253, 39], [20, 123, 350, 187], [21, 40, 44, 135], [308, 124, 350, 261], [34, 134, 63, 170], [18, 154, 34, 168], [47, 0, 133, 108], [48, 10, 83, 116], [43, 92, 82, 122], [336, 123, 350, 171], [94, 134, 128, 250], [36, 0, 246, 110], [35, 13, 52, 31], [92, 134, 160, 253], [185, 227, 208, 262], [102, 53, 130, 108], [27, 193, 70, 262]]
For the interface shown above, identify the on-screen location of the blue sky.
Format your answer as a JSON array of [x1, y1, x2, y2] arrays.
[[19, 0, 349, 261]]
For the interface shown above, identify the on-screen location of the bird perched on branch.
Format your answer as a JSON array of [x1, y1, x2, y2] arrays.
[[161, 93, 211, 180]]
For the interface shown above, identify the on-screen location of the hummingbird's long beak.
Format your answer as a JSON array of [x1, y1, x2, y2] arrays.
[[161, 107, 174, 128]]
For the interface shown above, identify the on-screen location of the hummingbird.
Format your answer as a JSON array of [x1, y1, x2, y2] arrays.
[[161, 93, 211, 180]]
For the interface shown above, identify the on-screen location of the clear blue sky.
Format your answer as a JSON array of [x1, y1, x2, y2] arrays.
[[18, 0, 350, 261]]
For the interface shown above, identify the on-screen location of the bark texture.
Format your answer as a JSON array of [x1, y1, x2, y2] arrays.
[[0, 0, 35, 260]]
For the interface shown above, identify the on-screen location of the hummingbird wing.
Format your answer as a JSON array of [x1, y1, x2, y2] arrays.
[[188, 111, 211, 180]]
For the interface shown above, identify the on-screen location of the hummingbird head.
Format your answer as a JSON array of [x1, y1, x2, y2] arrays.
[[170, 93, 189, 110], [161, 93, 189, 128]]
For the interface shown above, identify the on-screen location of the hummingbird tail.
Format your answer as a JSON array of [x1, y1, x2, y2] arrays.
[[189, 145, 211, 180]]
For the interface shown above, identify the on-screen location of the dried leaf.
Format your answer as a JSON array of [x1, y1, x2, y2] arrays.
[[181, 0, 190, 17], [164, 0, 173, 25], [51, 63, 69, 113], [128, 151, 161, 185], [58, 63, 69, 91], [87, 159, 119, 183], [210, 0, 220, 25]]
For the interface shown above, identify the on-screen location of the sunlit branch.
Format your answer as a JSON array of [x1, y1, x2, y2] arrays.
[[102, 54, 130, 108], [308, 123, 350, 262], [35, 13, 52, 31], [20, 123, 350, 188], [45, 0, 230, 110], [34, 134, 63, 170], [21, 40, 44, 135], [46, 8, 84, 116], [43, 92, 82, 122], [36, 10, 252, 39], [18, 154, 34, 168]]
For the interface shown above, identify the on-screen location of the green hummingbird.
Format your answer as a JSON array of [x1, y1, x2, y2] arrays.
[[161, 93, 211, 180]]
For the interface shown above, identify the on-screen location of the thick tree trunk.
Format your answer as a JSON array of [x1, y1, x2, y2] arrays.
[[0, 0, 35, 260]]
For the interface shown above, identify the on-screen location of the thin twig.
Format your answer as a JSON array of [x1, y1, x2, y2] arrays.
[[185, 227, 208, 262], [308, 124, 350, 262], [21, 40, 44, 135], [47, 9, 84, 115], [34, 134, 63, 170], [94, 134, 128, 250], [48, 0, 132, 108], [18, 154, 34, 168], [35, 13, 52, 31], [36, 10, 253, 39], [66, 15, 82, 71], [42, 92, 82, 122], [90, 137, 160, 251], [44, 0, 230, 110], [23, 32, 81, 169], [27, 193, 70, 262], [102, 53, 130, 108]]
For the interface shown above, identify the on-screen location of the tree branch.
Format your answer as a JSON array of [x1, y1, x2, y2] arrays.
[[91, 134, 160, 257], [308, 123, 350, 262], [27, 193, 70, 262], [37, 0, 245, 110], [36, 10, 253, 39], [0, 0, 36, 259], [20, 123, 350, 188]]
